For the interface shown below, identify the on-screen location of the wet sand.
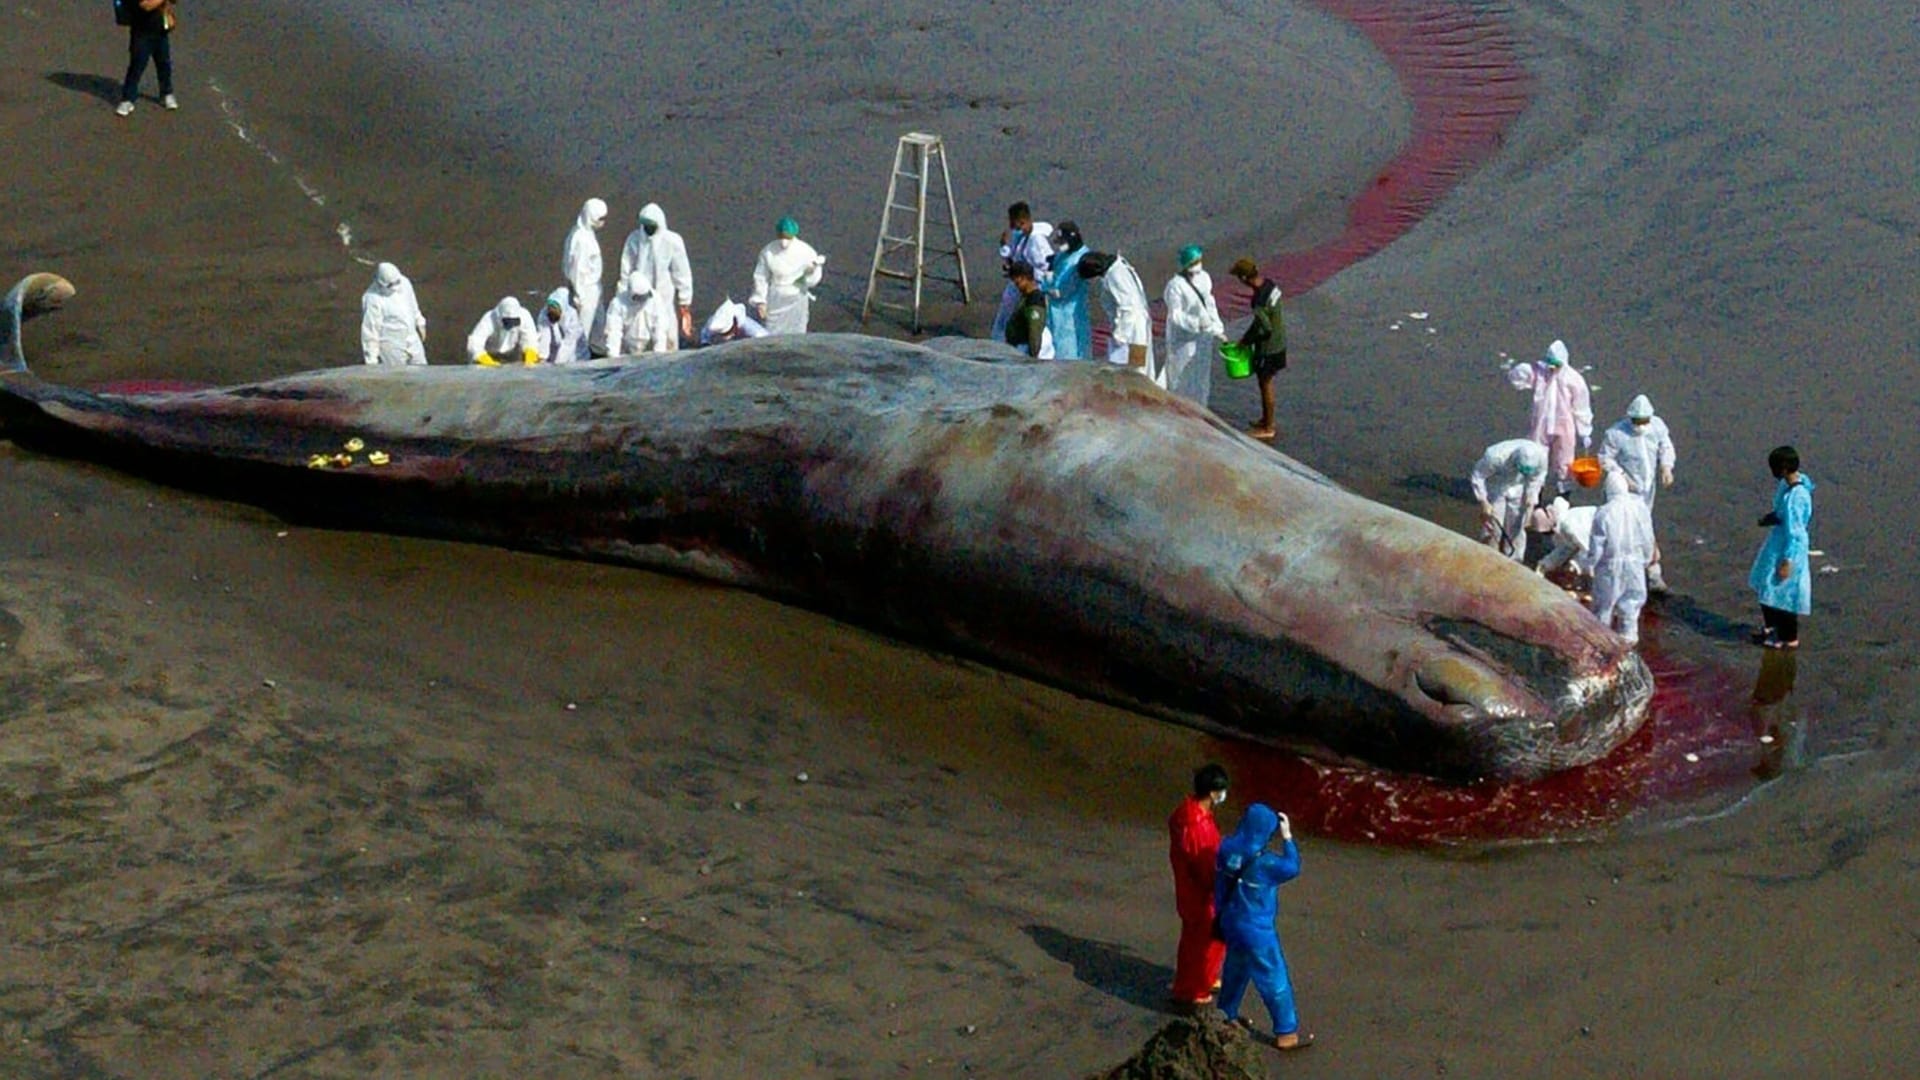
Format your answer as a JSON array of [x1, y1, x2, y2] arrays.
[[4, 2, 1920, 1077]]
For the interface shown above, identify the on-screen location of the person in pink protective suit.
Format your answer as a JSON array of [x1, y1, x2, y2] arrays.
[[1504, 339, 1593, 493]]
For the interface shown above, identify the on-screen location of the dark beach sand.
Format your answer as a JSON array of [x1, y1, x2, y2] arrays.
[[3, 1, 1918, 1077]]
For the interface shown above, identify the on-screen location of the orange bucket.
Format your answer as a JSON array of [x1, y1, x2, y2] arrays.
[[1569, 456, 1603, 488]]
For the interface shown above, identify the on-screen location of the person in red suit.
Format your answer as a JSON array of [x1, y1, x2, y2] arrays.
[[1167, 763, 1230, 1009]]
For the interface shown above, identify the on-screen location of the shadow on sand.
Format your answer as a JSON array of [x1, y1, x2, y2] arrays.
[[47, 72, 123, 104], [1025, 924, 1175, 1014]]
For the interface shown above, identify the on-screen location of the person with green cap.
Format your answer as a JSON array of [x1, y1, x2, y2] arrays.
[[751, 216, 827, 335], [1162, 244, 1225, 403]]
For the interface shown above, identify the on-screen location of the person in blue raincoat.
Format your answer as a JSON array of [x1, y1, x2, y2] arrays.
[[1044, 221, 1092, 360], [1748, 445, 1813, 649], [1213, 803, 1314, 1051]]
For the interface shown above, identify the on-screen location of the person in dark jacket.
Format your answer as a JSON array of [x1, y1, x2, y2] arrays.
[[1002, 261, 1048, 358], [117, 0, 178, 116], [1214, 802, 1314, 1050], [1229, 258, 1286, 441]]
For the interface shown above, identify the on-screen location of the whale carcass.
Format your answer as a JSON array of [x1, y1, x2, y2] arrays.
[[1, 273, 1651, 781]]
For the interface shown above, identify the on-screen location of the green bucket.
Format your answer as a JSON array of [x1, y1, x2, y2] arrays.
[[1219, 342, 1253, 379]]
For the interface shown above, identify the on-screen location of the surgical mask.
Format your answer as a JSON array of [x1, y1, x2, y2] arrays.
[[1186, 262, 1203, 275], [777, 237, 794, 250], [642, 223, 659, 237]]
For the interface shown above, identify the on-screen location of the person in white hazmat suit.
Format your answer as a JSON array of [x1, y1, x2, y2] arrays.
[[1470, 438, 1549, 560], [1076, 250, 1156, 380], [563, 197, 608, 355], [1534, 496, 1599, 583], [602, 272, 660, 358], [618, 203, 694, 351], [1597, 393, 1677, 591], [1587, 469, 1657, 644], [466, 296, 540, 366], [359, 262, 427, 366], [1163, 244, 1225, 405], [750, 216, 826, 335], [534, 287, 587, 364], [699, 298, 768, 346]]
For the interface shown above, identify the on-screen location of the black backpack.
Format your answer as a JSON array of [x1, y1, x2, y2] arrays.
[[113, 0, 132, 25]]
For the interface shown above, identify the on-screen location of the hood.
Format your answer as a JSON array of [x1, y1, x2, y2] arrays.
[[373, 262, 403, 290], [494, 297, 528, 323], [706, 298, 744, 333], [1626, 393, 1654, 421], [545, 287, 572, 312], [1602, 470, 1631, 500], [625, 271, 654, 298], [580, 197, 608, 230], [1546, 339, 1570, 367], [638, 202, 667, 231], [1223, 803, 1280, 858]]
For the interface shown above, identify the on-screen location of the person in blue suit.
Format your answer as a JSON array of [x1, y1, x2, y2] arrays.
[[1749, 445, 1814, 649], [1044, 221, 1092, 360], [1213, 803, 1314, 1051]]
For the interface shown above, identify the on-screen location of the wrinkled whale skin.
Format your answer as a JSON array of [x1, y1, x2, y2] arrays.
[[2, 274, 1651, 781]]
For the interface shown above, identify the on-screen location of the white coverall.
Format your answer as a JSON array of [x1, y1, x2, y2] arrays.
[[699, 298, 768, 346], [603, 273, 659, 358], [359, 262, 427, 366], [1163, 266, 1225, 405], [1588, 471, 1655, 643], [750, 237, 825, 335], [1597, 394, 1677, 588], [1099, 254, 1156, 380], [991, 221, 1055, 351], [535, 287, 587, 364], [1537, 503, 1599, 579], [1469, 438, 1549, 561], [563, 198, 607, 353], [618, 203, 694, 351], [465, 297, 540, 365]]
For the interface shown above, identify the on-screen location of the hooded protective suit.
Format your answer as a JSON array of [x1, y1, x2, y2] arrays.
[[1470, 438, 1549, 560], [1163, 265, 1224, 405], [603, 272, 659, 357], [1097, 254, 1156, 377], [564, 198, 607, 352], [1537, 502, 1599, 579], [1213, 804, 1303, 1035], [535, 287, 587, 364], [1168, 794, 1226, 1003], [1505, 339, 1594, 490], [1588, 471, 1656, 643], [359, 262, 427, 366], [618, 203, 694, 350], [699, 298, 768, 346], [750, 235, 825, 335], [1044, 242, 1092, 360], [990, 220, 1054, 347], [1749, 474, 1814, 616], [465, 296, 539, 365]]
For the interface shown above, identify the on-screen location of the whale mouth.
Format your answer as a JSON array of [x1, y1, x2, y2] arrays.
[[1414, 617, 1653, 780]]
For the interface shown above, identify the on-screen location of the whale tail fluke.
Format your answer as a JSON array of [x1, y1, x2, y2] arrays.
[[3, 273, 75, 376]]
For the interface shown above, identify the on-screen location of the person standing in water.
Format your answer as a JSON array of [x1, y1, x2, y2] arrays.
[[1166, 764, 1230, 1011], [1749, 445, 1813, 649]]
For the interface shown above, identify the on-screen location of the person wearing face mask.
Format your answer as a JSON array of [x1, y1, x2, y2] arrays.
[[1167, 763, 1231, 1012], [1470, 437, 1550, 560], [1163, 245, 1226, 405], [359, 262, 427, 366], [699, 297, 769, 346], [1588, 470, 1656, 644], [1504, 339, 1593, 494], [618, 203, 695, 350], [602, 272, 660, 357], [534, 287, 587, 364], [990, 202, 1055, 349], [1597, 393, 1677, 591], [563, 197, 609, 356], [465, 296, 540, 366], [1043, 221, 1092, 360], [750, 217, 826, 335]]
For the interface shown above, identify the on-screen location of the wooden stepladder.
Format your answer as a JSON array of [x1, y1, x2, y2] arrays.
[[861, 132, 970, 333]]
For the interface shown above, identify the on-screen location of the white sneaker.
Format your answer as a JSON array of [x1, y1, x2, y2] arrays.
[[115, 100, 135, 117], [162, 94, 179, 110]]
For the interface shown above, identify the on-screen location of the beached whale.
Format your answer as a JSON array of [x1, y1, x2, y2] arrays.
[[2, 273, 1650, 781]]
